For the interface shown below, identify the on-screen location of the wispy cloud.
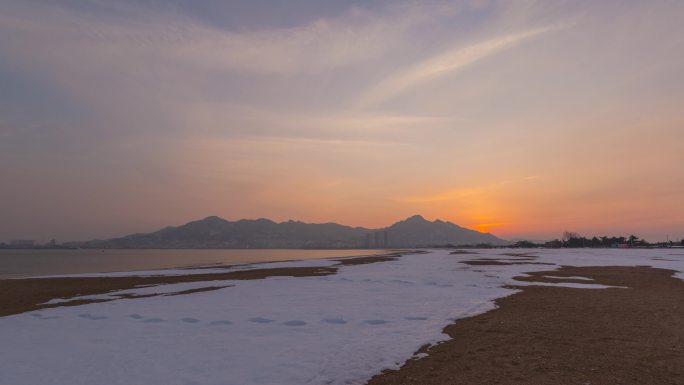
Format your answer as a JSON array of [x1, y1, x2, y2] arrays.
[[0, 1, 457, 75], [220, 135, 410, 149], [398, 176, 543, 203], [359, 24, 569, 106]]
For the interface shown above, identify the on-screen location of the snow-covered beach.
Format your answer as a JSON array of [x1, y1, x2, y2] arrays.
[[1, 249, 684, 385]]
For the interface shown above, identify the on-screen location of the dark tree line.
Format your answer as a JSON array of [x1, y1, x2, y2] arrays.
[[512, 231, 683, 248]]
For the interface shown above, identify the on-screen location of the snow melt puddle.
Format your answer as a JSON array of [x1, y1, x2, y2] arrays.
[[512, 281, 626, 289], [2, 249, 684, 385], [542, 275, 594, 281]]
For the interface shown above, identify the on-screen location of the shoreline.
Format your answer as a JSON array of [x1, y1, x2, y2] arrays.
[[2, 249, 684, 384], [0, 248, 396, 280], [367, 265, 684, 384], [0, 251, 408, 317]]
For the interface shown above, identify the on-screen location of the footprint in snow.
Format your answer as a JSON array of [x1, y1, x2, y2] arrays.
[[282, 320, 307, 326], [209, 320, 233, 326], [129, 314, 143, 319], [78, 313, 108, 320], [323, 318, 347, 324], [181, 317, 200, 324], [364, 319, 388, 325], [249, 317, 275, 324], [405, 316, 428, 321], [30, 313, 60, 320]]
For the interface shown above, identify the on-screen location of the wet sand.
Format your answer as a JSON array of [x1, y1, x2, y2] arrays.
[[368, 265, 684, 385], [460, 260, 555, 266], [0, 253, 401, 317], [458, 252, 554, 266]]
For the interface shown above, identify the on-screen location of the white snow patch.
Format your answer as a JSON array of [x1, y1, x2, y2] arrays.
[[40, 281, 231, 305], [22, 258, 341, 279], [1, 248, 683, 385]]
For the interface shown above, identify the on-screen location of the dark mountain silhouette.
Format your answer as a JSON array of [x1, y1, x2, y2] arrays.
[[80, 215, 508, 249], [382, 215, 506, 247]]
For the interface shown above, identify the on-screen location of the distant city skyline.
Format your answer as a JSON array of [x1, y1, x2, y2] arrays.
[[1, 1, 683, 242]]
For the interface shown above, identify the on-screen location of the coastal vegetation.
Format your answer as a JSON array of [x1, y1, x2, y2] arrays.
[[511, 232, 683, 249]]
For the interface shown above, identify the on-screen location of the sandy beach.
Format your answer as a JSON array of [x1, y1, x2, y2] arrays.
[[4, 1, 682, 383], [0, 253, 400, 317], [369, 265, 684, 384], [1, 249, 683, 385]]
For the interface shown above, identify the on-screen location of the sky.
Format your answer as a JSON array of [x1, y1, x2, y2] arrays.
[[1, 0, 683, 242]]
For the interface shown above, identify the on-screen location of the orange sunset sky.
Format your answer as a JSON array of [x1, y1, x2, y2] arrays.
[[0, 0, 683, 242]]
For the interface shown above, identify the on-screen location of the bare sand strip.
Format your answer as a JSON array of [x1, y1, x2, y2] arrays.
[[459, 254, 555, 266], [0, 253, 404, 317], [461, 260, 555, 266], [367, 265, 684, 385]]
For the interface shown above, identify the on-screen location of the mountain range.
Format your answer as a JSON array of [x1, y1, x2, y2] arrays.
[[80, 215, 508, 249]]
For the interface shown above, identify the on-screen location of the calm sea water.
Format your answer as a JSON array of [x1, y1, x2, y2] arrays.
[[0, 249, 387, 279]]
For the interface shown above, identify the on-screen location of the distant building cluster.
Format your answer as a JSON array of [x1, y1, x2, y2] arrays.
[[0, 239, 70, 249], [9, 239, 35, 246], [365, 230, 389, 248]]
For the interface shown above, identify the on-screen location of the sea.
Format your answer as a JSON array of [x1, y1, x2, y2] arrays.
[[0, 249, 388, 279]]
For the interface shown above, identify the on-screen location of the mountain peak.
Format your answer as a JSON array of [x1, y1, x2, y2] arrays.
[[199, 215, 226, 222], [202, 215, 224, 221], [405, 214, 428, 222]]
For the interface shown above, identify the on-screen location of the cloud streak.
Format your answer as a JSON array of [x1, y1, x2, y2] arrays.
[[359, 24, 569, 106]]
